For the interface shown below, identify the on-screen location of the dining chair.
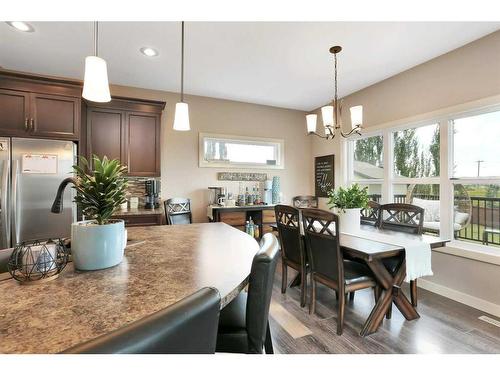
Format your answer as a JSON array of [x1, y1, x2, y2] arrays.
[[301, 208, 376, 335], [292, 195, 318, 209], [360, 200, 381, 226], [216, 233, 279, 354], [164, 197, 192, 225], [378, 203, 424, 308], [61, 287, 221, 354], [274, 204, 308, 307]]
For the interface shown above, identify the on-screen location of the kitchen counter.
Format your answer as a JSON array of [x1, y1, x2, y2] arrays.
[[0, 223, 259, 353], [112, 207, 164, 216]]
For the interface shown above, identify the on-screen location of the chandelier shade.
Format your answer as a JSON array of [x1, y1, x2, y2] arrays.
[[306, 114, 317, 133], [350, 105, 363, 128]]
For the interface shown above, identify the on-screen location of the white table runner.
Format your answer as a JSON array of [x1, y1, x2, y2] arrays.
[[342, 229, 433, 282]]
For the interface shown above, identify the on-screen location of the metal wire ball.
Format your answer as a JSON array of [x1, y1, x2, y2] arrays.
[[7, 238, 70, 284]]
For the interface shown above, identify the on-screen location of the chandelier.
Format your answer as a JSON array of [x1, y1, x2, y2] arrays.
[[306, 46, 362, 139]]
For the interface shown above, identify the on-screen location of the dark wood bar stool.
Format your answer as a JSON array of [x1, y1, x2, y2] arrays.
[[274, 204, 308, 307], [378, 203, 425, 309], [164, 198, 192, 225], [301, 209, 376, 335]]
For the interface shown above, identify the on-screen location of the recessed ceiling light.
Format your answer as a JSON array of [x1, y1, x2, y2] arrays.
[[6, 21, 34, 32], [140, 47, 159, 57]]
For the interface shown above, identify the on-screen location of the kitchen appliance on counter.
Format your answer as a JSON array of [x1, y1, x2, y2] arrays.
[[208, 186, 226, 206], [145, 179, 161, 209], [0, 137, 76, 249]]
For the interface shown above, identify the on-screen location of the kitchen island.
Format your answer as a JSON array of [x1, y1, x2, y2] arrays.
[[0, 223, 259, 354]]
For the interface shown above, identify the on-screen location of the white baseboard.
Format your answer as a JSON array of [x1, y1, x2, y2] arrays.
[[417, 278, 500, 318]]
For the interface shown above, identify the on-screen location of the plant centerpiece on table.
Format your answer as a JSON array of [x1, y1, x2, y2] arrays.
[[70, 155, 128, 271], [327, 183, 369, 233]]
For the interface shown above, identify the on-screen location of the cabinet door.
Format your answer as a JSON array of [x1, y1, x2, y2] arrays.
[[126, 112, 160, 176], [87, 108, 126, 167], [0, 89, 30, 136], [31, 93, 80, 139]]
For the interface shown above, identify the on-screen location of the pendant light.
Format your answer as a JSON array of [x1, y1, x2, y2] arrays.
[[173, 21, 191, 131], [82, 21, 111, 103]]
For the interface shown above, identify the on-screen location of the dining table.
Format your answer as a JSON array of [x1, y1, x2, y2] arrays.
[[270, 222, 449, 336], [0, 222, 259, 354]]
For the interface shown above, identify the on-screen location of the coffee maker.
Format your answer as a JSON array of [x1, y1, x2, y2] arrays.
[[145, 179, 161, 209]]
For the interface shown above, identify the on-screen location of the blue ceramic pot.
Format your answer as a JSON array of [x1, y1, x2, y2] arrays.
[[71, 220, 125, 271]]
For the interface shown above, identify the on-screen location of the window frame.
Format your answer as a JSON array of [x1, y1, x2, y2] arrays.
[[344, 103, 500, 254], [198, 132, 285, 169]]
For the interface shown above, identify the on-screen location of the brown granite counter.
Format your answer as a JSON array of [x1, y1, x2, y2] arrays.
[[0, 223, 259, 354]]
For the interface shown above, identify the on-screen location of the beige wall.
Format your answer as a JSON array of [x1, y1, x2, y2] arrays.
[[110, 85, 312, 222], [310, 30, 500, 315]]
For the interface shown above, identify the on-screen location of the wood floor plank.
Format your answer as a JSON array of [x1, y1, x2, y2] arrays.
[[269, 257, 500, 354], [269, 301, 312, 339]]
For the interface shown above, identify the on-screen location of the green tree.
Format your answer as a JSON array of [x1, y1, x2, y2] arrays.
[[393, 129, 420, 178], [429, 127, 440, 176], [354, 136, 383, 166]]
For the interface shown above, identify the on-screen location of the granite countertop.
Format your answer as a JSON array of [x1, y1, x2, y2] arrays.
[[0, 223, 259, 354], [112, 207, 165, 216]]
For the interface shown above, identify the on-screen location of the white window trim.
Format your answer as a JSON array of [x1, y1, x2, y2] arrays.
[[344, 99, 500, 262], [198, 132, 285, 169]]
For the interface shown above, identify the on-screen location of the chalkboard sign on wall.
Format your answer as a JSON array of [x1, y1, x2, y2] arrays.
[[315, 154, 335, 198]]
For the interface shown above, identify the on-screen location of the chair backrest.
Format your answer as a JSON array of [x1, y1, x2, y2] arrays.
[[292, 195, 318, 209], [61, 287, 220, 354], [274, 205, 304, 266], [246, 233, 280, 354], [360, 200, 381, 226], [164, 198, 192, 225], [301, 209, 344, 288], [378, 203, 424, 235]]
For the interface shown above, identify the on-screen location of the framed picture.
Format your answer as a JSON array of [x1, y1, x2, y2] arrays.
[[315, 154, 335, 197]]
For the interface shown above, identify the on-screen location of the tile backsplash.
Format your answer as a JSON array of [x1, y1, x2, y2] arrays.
[[125, 177, 160, 206]]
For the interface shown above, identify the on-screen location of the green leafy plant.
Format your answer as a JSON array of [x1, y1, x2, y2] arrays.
[[72, 155, 128, 225], [327, 183, 369, 212]]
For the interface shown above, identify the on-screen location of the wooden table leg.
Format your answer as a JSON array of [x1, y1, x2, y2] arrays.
[[361, 257, 419, 336]]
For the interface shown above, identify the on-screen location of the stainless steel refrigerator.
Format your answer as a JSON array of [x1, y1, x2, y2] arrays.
[[0, 137, 76, 249]]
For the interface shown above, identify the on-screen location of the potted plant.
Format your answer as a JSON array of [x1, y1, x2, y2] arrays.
[[327, 183, 369, 233], [70, 155, 128, 271]]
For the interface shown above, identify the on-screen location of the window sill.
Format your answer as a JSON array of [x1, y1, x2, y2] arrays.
[[433, 240, 500, 266]]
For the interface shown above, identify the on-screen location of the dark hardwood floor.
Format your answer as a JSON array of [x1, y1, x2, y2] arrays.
[[268, 259, 500, 354]]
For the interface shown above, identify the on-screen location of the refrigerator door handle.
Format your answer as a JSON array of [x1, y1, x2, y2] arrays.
[[1, 159, 10, 248], [12, 160, 20, 245]]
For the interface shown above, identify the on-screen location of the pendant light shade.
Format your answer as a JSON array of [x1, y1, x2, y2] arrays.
[[173, 102, 190, 131], [82, 21, 111, 103], [82, 56, 111, 102], [173, 21, 191, 131]]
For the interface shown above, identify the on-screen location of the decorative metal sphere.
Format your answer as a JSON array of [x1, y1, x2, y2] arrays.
[[7, 239, 69, 284]]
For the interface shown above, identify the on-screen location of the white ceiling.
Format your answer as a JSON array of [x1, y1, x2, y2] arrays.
[[0, 22, 499, 111]]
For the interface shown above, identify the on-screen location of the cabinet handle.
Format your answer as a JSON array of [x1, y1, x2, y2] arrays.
[[30, 118, 35, 131], [24, 118, 29, 131]]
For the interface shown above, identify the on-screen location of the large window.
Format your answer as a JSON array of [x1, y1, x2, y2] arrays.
[[199, 133, 284, 169], [347, 107, 500, 251]]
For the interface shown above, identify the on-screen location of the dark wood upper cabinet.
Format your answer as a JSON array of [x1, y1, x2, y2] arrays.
[[127, 112, 161, 176], [85, 98, 164, 177], [31, 93, 80, 139], [87, 108, 126, 166], [0, 89, 30, 135], [0, 70, 81, 140]]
